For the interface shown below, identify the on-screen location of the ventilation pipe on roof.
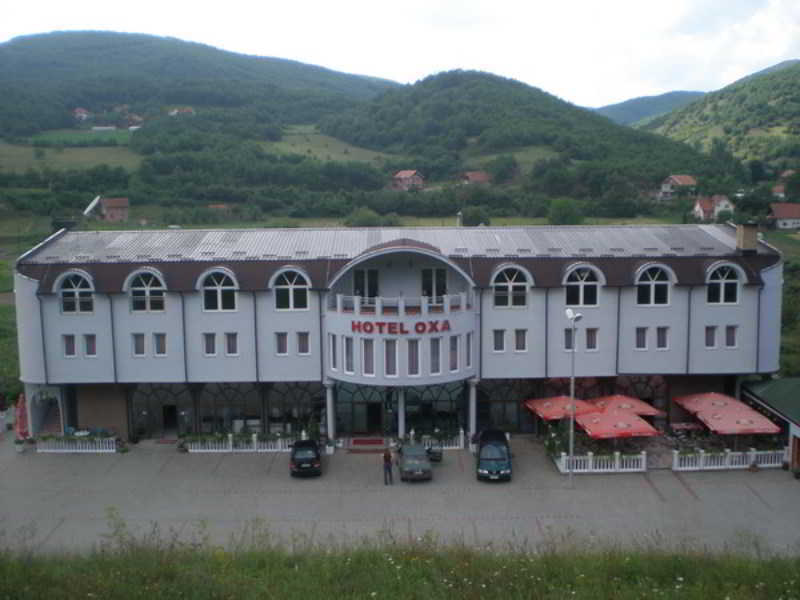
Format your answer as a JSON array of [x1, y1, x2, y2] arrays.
[[456, 210, 463, 227], [736, 221, 758, 255]]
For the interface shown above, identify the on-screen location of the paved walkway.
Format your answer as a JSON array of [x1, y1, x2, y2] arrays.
[[1, 434, 798, 554]]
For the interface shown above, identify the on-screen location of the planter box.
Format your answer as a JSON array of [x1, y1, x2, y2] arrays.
[[184, 433, 293, 453], [671, 448, 788, 471], [553, 451, 646, 474], [37, 438, 117, 454]]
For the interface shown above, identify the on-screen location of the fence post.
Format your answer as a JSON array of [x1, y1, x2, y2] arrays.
[[724, 448, 731, 468], [699, 449, 706, 469], [301, 429, 307, 440], [672, 449, 679, 470], [410, 428, 415, 442], [614, 451, 621, 472], [587, 451, 593, 471], [252, 433, 257, 451], [228, 433, 233, 452], [459, 428, 465, 449], [560, 452, 567, 473], [748, 447, 757, 467], [641, 451, 647, 471]]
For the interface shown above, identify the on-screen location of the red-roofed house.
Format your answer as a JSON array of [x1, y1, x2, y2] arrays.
[[461, 171, 491, 185], [659, 174, 697, 201], [773, 184, 786, 199], [692, 195, 734, 221], [780, 170, 796, 180], [770, 202, 800, 229], [390, 170, 424, 191], [99, 197, 129, 222], [73, 108, 91, 121]]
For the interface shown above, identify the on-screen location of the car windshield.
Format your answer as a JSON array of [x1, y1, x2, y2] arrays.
[[479, 444, 508, 461], [293, 448, 316, 460]]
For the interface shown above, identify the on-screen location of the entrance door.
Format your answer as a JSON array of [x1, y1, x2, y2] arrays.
[[162, 404, 178, 434], [367, 403, 382, 432], [422, 268, 447, 305], [354, 269, 379, 307]]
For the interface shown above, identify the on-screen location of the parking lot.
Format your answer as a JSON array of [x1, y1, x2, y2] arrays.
[[1, 433, 799, 554]]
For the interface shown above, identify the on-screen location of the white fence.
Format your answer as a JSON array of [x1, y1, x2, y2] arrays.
[[672, 447, 788, 471], [553, 451, 647, 474], [36, 438, 118, 454], [185, 433, 295, 453], [410, 429, 466, 451]]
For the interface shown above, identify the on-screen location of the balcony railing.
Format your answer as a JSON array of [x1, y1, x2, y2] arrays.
[[329, 293, 473, 316]]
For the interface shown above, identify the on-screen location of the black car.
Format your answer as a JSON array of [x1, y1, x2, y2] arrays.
[[475, 429, 512, 481], [290, 440, 322, 477]]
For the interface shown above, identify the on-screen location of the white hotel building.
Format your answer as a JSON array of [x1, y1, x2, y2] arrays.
[[14, 223, 782, 441]]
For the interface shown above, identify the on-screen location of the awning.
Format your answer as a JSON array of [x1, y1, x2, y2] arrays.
[[589, 394, 665, 417], [695, 411, 780, 435], [576, 410, 660, 439], [523, 396, 600, 421]]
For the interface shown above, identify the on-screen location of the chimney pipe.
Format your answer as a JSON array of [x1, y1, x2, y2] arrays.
[[736, 222, 758, 255], [456, 210, 463, 227]]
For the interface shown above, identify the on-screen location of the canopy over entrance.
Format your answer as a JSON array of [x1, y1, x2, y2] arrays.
[[674, 392, 780, 435], [588, 395, 665, 417], [576, 410, 660, 439], [524, 396, 600, 421]]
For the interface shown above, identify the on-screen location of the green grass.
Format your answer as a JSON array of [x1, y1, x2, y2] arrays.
[[263, 124, 397, 164], [0, 304, 19, 399], [0, 141, 141, 172], [30, 128, 132, 145], [763, 230, 800, 262], [465, 145, 559, 175]]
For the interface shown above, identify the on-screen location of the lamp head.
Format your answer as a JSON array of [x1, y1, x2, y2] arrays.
[[565, 308, 582, 323]]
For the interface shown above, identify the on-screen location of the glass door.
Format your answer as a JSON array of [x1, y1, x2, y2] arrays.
[[422, 268, 447, 307], [354, 269, 379, 309]]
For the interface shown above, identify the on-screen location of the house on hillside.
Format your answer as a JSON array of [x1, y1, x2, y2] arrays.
[[99, 197, 129, 222], [773, 184, 787, 199], [169, 107, 196, 117], [461, 171, 491, 185], [692, 195, 734, 222], [73, 108, 91, 121], [390, 170, 424, 191], [658, 174, 697, 202], [770, 202, 800, 229]]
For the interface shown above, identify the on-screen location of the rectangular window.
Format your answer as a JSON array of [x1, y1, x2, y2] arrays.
[[154, 333, 167, 356], [134, 333, 146, 356], [656, 326, 669, 350], [330, 334, 337, 369], [362, 338, 375, 375], [202, 333, 215, 356], [466, 332, 472, 368], [276, 332, 288, 355], [83, 334, 96, 357], [725, 325, 738, 348], [430, 337, 441, 374], [514, 329, 527, 352], [705, 326, 717, 349], [64, 334, 76, 357], [585, 328, 598, 351], [225, 332, 238, 356], [635, 327, 647, 350], [449, 335, 459, 371], [297, 332, 310, 355], [408, 339, 420, 376], [493, 329, 505, 352], [344, 337, 354, 373], [385, 339, 398, 376], [564, 328, 574, 351]]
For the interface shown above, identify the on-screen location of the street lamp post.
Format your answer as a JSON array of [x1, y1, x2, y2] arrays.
[[565, 308, 582, 488]]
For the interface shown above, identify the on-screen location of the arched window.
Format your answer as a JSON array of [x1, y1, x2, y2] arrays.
[[707, 265, 739, 304], [636, 266, 670, 305], [275, 271, 309, 310], [492, 268, 528, 307], [130, 272, 165, 312], [565, 267, 599, 306], [60, 273, 93, 313], [202, 272, 237, 311]]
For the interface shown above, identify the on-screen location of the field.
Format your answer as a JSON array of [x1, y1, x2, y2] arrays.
[[30, 128, 132, 145], [263, 124, 396, 164], [0, 141, 141, 172]]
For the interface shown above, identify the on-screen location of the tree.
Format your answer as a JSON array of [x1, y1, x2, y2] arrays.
[[461, 205, 491, 226], [548, 197, 583, 225]]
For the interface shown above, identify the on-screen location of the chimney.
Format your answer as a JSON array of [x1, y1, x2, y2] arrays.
[[456, 210, 463, 227], [736, 222, 758, 255]]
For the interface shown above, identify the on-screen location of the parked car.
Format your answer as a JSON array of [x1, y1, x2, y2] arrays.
[[476, 429, 512, 481], [290, 440, 322, 477], [398, 443, 433, 482]]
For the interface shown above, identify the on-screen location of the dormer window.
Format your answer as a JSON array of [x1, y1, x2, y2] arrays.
[[565, 267, 599, 306], [707, 266, 739, 304], [130, 272, 165, 312], [275, 271, 309, 310], [636, 267, 670, 305], [60, 273, 93, 313], [492, 268, 528, 307], [202, 272, 237, 311]]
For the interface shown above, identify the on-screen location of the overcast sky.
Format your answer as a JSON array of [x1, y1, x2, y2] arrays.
[[2, 0, 799, 107]]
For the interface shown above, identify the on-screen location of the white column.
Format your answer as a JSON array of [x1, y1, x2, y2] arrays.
[[468, 378, 478, 438], [325, 381, 335, 440], [398, 388, 406, 438]]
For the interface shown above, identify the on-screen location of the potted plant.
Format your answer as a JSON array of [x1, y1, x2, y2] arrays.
[[14, 438, 25, 453]]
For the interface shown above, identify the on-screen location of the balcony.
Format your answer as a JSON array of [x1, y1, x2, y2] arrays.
[[328, 293, 473, 316]]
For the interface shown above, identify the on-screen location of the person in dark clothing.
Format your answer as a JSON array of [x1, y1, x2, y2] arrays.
[[383, 448, 394, 485]]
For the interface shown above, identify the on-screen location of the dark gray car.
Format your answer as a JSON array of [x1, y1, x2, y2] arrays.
[[398, 444, 433, 482]]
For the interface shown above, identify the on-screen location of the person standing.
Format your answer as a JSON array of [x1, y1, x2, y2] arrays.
[[383, 447, 394, 485]]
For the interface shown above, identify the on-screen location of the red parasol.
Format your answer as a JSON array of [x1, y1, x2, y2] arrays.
[[14, 393, 29, 439], [695, 410, 780, 435], [588, 394, 665, 417], [576, 410, 660, 439], [524, 396, 600, 421], [673, 393, 751, 414]]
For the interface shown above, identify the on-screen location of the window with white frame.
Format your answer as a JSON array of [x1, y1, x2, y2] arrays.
[[202, 333, 215, 356], [564, 328, 574, 351], [493, 329, 505, 352], [344, 337, 354, 373], [275, 271, 309, 310], [707, 266, 739, 304], [635, 327, 647, 350], [656, 326, 669, 350], [84, 334, 96, 357], [449, 335, 459, 371], [297, 332, 310, 355], [465, 332, 472, 368], [493, 268, 528, 307], [565, 267, 599, 306], [60, 273, 93, 313], [422, 268, 447, 303], [430, 337, 441, 374], [64, 334, 76, 357], [362, 338, 375, 375], [636, 267, 670, 305], [725, 325, 738, 348], [225, 332, 239, 356], [134, 333, 146, 356], [276, 332, 288, 355], [385, 339, 398, 376], [202, 272, 236, 311], [407, 339, 420, 376], [514, 329, 527, 352], [130, 272, 165, 312], [585, 328, 598, 351], [154, 333, 167, 356], [705, 326, 717, 348], [330, 334, 337, 369]]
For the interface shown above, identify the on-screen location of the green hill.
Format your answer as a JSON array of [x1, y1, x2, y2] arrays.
[[0, 31, 400, 136], [594, 91, 705, 126], [644, 61, 800, 163]]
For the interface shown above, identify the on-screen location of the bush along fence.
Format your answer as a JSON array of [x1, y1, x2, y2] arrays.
[[181, 433, 298, 453], [35, 435, 120, 454], [671, 447, 789, 471], [553, 451, 647, 474]]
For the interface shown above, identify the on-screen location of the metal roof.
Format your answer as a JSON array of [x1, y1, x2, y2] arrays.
[[17, 224, 776, 266]]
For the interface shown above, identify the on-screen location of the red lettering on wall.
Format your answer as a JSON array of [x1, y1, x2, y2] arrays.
[[400, 323, 409, 335], [441, 320, 451, 332], [388, 322, 399, 335], [428, 321, 440, 333], [352, 321, 362, 333], [415, 322, 427, 334], [376, 322, 386, 334], [363, 322, 374, 334]]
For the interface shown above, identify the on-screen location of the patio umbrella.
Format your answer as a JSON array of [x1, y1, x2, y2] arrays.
[[523, 396, 600, 421], [694, 410, 780, 435], [673, 393, 751, 414], [14, 393, 29, 439], [575, 410, 660, 439], [588, 394, 666, 417]]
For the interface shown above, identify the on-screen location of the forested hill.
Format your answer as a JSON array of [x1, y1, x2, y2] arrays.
[[0, 31, 400, 136], [644, 61, 800, 163], [594, 91, 705, 126]]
